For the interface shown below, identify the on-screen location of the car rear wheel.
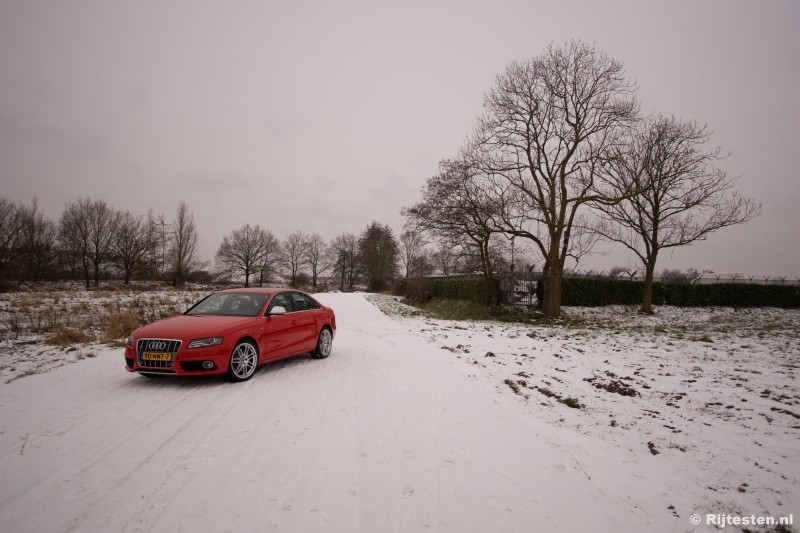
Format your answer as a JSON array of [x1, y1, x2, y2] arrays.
[[227, 341, 258, 382], [311, 327, 333, 359]]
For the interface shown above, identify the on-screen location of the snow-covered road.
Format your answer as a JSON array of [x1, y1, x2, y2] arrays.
[[1, 293, 797, 532]]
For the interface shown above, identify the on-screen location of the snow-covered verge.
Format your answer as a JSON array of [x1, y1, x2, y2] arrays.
[[0, 289, 209, 383], [0, 292, 797, 532], [367, 294, 800, 530]]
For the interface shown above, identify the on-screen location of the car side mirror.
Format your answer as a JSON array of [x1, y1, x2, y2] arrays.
[[268, 306, 287, 316]]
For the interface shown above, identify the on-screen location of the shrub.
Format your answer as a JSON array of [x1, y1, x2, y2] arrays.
[[102, 311, 142, 342], [45, 326, 92, 347]]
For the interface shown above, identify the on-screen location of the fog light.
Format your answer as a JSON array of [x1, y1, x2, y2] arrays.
[[202, 361, 214, 369]]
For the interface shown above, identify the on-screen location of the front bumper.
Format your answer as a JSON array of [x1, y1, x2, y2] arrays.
[[124, 342, 230, 377]]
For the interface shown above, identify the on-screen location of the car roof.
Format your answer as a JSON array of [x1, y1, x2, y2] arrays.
[[217, 287, 297, 294]]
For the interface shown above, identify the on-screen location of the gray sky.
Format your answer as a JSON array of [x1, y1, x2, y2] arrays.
[[1, 0, 798, 276]]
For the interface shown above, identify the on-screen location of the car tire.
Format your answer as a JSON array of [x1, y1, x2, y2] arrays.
[[311, 327, 333, 359], [226, 340, 258, 382]]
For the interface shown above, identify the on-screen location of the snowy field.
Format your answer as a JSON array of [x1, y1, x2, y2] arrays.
[[0, 291, 798, 532]]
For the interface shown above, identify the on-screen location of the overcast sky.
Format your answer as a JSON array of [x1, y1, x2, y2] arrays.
[[1, 0, 798, 276]]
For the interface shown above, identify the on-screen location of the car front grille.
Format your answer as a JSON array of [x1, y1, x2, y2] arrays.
[[136, 338, 182, 369]]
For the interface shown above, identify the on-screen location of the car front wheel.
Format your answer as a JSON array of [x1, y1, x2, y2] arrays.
[[311, 327, 333, 359], [227, 341, 258, 382]]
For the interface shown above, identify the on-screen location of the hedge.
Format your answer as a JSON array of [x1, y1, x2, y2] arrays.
[[398, 276, 799, 308], [535, 277, 800, 308], [398, 277, 500, 305]]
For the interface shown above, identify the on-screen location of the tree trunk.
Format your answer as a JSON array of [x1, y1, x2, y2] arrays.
[[82, 256, 91, 290], [540, 242, 563, 317], [93, 259, 100, 287], [640, 259, 657, 314], [541, 266, 563, 317]]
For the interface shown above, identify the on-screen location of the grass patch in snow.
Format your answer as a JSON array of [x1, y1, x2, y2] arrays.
[[415, 298, 491, 321], [44, 326, 92, 347], [101, 311, 142, 343], [401, 297, 532, 323]]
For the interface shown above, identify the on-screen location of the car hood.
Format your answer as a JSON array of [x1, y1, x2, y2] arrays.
[[134, 315, 257, 341]]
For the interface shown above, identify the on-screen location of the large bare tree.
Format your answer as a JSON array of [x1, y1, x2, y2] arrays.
[[594, 115, 761, 313], [403, 158, 501, 313], [168, 201, 199, 285], [475, 40, 638, 317], [216, 224, 274, 287]]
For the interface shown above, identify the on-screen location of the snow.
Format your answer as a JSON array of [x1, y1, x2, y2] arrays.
[[1, 292, 798, 532]]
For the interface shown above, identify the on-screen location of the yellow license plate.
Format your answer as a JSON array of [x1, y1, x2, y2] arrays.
[[142, 351, 171, 362]]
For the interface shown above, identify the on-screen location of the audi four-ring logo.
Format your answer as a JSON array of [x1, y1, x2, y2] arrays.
[[147, 341, 168, 350]]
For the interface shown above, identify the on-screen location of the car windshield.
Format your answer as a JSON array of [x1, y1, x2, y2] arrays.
[[185, 292, 269, 317]]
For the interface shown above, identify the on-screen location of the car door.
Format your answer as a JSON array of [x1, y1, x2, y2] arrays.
[[290, 292, 321, 351], [262, 292, 298, 360]]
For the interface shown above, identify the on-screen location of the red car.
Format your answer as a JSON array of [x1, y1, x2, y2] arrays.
[[124, 288, 336, 382]]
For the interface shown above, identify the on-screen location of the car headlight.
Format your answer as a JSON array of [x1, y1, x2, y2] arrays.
[[188, 337, 224, 349], [126, 336, 134, 347]]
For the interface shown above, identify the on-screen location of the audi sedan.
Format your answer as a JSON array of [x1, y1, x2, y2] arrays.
[[124, 288, 336, 382]]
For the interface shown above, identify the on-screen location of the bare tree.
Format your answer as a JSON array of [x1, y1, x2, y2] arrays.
[[408, 251, 435, 278], [306, 233, 325, 289], [17, 198, 56, 282], [431, 244, 457, 276], [399, 228, 426, 278], [168, 201, 199, 285], [0, 198, 22, 287], [112, 210, 153, 284], [59, 197, 118, 289], [594, 115, 761, 313], [357, 222, 399, 292], [216, 224, 274, 287], [475, 40, 638, 317], [255, 231, 280, 287], [141, 211, 166, 280], [403, 158, 501, 313], [329, 232, 358, 291], [282, 231, 309, 288]]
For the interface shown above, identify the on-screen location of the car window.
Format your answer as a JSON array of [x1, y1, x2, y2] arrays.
[[291, 292, 320, 312], [266, 292, 293, 314], [186, 292, 267, 317]]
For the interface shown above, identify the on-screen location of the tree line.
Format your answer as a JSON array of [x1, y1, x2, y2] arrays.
[[0, 196, 413, 293], [0, 197, 200, 290], [403, 39, 761, 316]]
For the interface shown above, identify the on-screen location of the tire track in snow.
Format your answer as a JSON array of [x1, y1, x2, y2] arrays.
[[64, 374, 266, 532], [0, 378, 207, 514]]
